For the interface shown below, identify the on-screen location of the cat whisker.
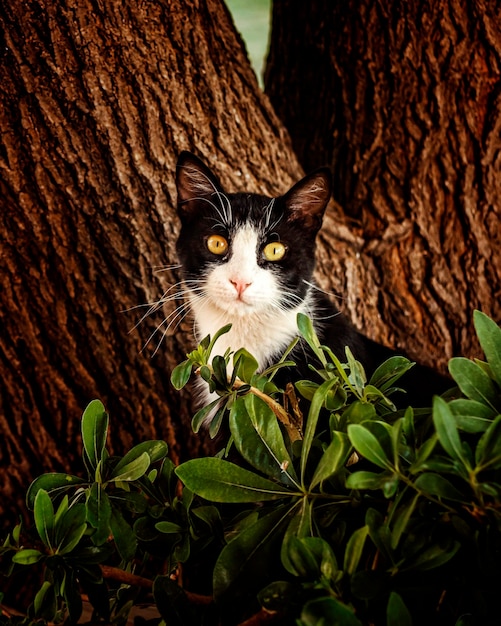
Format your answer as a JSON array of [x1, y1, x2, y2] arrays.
[[261, 198, 284, 233], [143, 303, 191, 356], [130, 279, 206, 350], [152, 263, 182, 273], [126, 283, 187, 325], [142, 287, 210, 356], [303, 279, 344, 302]]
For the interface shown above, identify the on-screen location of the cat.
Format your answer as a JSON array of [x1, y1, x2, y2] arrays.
[[174, 151, 450, 412]]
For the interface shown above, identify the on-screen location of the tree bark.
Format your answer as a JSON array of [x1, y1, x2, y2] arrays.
[[265, 0, 501, 369], [0, 0, 302, 522]]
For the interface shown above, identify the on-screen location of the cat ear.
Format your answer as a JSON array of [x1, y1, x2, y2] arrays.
[[283, 168, 332, 230], [176, 151, 223, 212]]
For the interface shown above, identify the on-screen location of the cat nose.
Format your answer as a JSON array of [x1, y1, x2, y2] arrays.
[[230, 278, 252, 296]]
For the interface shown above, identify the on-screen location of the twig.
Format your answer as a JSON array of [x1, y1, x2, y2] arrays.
[[238, 607, 283, 625], [100, 565, 213, 605], [232, 378, 302, 442], [101, 565, 153, 589]]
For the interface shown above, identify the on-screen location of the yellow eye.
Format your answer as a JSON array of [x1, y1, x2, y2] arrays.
[[207, 234, 228, 255], [263, 241, 287, 261]]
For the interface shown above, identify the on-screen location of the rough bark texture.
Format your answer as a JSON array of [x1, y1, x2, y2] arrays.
[[0, 0, 302, 523], [265, 0, 501, 368]]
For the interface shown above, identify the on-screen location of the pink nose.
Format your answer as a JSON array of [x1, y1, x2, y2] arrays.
[[230, 278, 252, 297]]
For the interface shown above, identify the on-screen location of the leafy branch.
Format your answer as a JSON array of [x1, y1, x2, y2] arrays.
[[1, 311, 501, 625]]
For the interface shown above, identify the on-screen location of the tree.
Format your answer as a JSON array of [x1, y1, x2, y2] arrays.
[[265, 0, 501, 369], [0, 0, 302, 522]]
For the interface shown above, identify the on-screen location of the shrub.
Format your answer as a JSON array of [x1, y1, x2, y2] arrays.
[[1, 311, 500, 625]]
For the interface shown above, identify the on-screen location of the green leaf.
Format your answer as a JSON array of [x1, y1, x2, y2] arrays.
[[34, 489, 54, 550], [295, 380, 319, 402], [61, 570, 83, 624], [346, 470, 386, 490], [301, 379, 338, 485], [474, 310, 501, 388], [346, 346, 367, 393], [26, 474, 87, 510], [348, 424, 392, 470], [325, 384, 348, 410], [365, 508, 392, 564], [175, 458, 294, 503], [12, 548, 43, 565], [433, 396, 470, 468], [404, 540, 461, 571], [475, 414, 501, 470], [287, 535, 339, 582], [213, 505, 291, 601], [390, 493, 419, 550], [310, 431, 351, 489], [343, 525, 368, 575], [297, 313, 327, 366], [387, 592, 412, 626], [170, 359, 193, 389], [300, 597, 363, 626], [109, 451, 151, 482], [448, 399, 496, 433], [414, 473, 469, 503], [55, 503, 87, 555], [234, 348, 259, 383], [382, 473, 400, 498], [112, 441, 167, 477], [212, 354, 228, 387], [410, 434, 438, 472], [208, 403, 228, 439], [369, 356, 414, 391], [155, 521, 183, 534], [86, 483, 112, 545], [33, 580, 56, 621], [448, 357, 499, 409], [284, 535, 322, 578], [258, 581, 299, 613], [206, 323, 232, 356], [229, 395, 297, 485], [342, 400, 376, 426], [280, 501, 311, 575], [81, 399, 109, 472], [110, 508, 137, 562], [191, 398, 222, 434], [200, 364, 211, 381], [53, 495, 69, 528]]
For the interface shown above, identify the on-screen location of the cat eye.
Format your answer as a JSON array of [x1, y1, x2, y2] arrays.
[[206, 234, 228, 256], [263, 241, 287, 261]]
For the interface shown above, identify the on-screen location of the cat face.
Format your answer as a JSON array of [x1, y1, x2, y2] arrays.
[[175, 152, 332, 327]]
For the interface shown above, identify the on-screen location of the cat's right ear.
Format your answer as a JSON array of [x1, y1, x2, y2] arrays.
[[176, 152, 223, 215]]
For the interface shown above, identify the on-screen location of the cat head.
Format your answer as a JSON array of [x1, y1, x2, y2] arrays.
[[175, 151, 332, 321]]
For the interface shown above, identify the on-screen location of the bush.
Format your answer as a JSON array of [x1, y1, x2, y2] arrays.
[[1, 311, 501, 625]]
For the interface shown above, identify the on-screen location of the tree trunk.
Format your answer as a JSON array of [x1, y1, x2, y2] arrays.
[[0, 0, 302, 522], [265, 0, 501, 369]]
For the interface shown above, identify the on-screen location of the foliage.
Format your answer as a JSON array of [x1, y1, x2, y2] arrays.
[[1, 311, 501, 625]]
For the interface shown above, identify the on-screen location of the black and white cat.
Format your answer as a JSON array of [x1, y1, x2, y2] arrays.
[[175, 151, 448, 407]]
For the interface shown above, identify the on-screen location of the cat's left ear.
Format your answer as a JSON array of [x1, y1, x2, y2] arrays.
[[283, 168, 332, 230]]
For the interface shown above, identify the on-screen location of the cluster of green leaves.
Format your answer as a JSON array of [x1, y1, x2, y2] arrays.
[[1, 311, 500, 626], [0, 401, 219, 625], [171, 311, 501, 625]]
